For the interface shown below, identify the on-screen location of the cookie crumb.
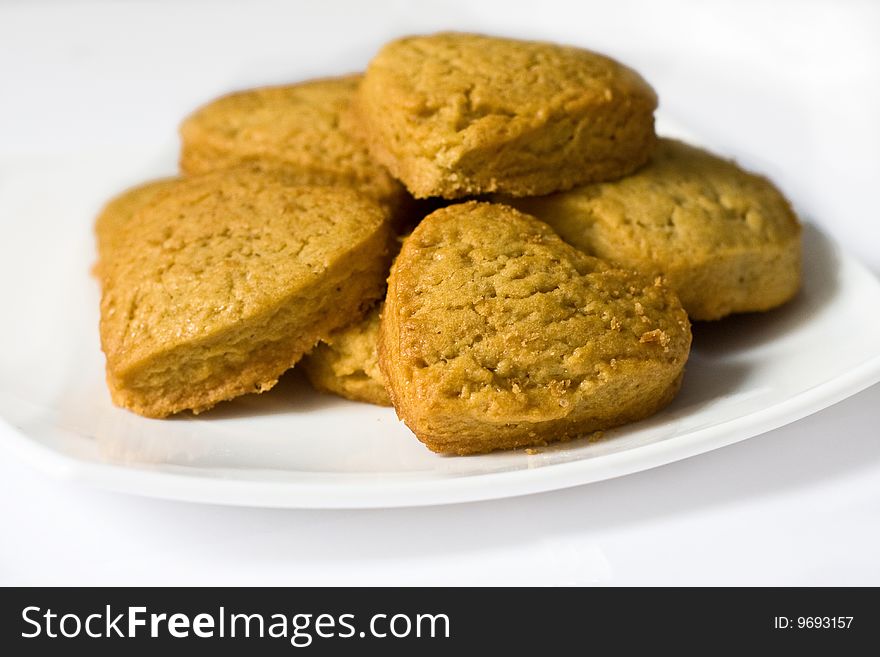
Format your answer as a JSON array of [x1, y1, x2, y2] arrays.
[[640, 328, 670, 349]]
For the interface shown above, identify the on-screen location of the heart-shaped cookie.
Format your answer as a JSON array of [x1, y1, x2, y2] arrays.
[[99, 168, 391, 417], [379, 201, 691, 454], [356, 33, 657, 199]]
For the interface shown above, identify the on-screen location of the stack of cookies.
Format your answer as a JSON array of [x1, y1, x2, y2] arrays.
[[95, 33, 801, 455]]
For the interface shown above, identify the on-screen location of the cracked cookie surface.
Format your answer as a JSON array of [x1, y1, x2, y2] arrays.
[[99, 169, 391, 417], [356, 32, 657, 199], [93, 177, 180, 278], [379, 201, 691, 454], [502, 139, 802, 320]]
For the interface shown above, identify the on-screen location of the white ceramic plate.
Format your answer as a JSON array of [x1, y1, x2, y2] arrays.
[[2, 117, 880, 508]]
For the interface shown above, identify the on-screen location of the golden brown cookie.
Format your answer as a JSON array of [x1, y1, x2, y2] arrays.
[[93, 177, 179, 278], [379, 202, 691, 455], [356, 32, 657, 199], [502, 138, 802, 320], [179, 75, 409, 214], [99, 169, 392, 418], [301, 304, 390, 406]]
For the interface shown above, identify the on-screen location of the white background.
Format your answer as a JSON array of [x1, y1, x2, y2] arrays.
[[1, 0, 879, 585]]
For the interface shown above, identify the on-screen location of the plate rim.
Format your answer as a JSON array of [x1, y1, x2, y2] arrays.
[[2, 345, 879, 509]]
